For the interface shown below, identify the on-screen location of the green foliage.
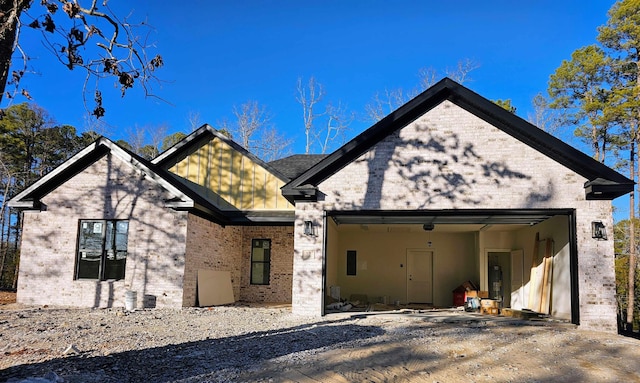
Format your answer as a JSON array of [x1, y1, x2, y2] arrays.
[[216, 128, 233, 139], [493, 99, 516, 113], [598, 0, 640, 55], [0, 103, 95, 290], [138, 145, 160, 161], [549, 1, 640, 330], [597, 0, 640, 154], [614, 219, 640, 331], [548, 45, 614, 162], [161, 132, 188, 152], [115, 140, 133, 152]]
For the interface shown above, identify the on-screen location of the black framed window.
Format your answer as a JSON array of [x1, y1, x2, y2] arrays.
[[250, 239, 271, 285], [347, 250, 357, 275], [76, 220, 129, 280]]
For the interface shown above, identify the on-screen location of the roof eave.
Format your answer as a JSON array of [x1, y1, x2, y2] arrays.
[[584, 179, 634, 200], [282, 185, 319, 204]]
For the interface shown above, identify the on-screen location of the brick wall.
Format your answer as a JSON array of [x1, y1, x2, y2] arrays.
[[183, 214, 242, 305], [182, 218, 294, 305], [17, 153, 189, 309], [240, 226, 294, 303], [292, 100, 619, 331]]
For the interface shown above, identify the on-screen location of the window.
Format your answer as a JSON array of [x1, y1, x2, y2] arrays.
[[250, 239, 271, 285], [76, 220, 129, 280], [347, 250, 357, 276]]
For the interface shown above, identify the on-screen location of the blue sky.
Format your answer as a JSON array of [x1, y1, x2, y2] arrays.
[[13, 1, 613, 148], [11, 1, 630, 217]]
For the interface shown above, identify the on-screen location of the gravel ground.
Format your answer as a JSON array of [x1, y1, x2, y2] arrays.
[[1, 298, 640, 383]]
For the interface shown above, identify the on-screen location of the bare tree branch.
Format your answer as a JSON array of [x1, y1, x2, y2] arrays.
[[365, 59, 481, 123], [318, 101, 353, 154], [528, 93, 561, 134], [296, 77, 324, 154], [232, 101, 270, 149], [445, 58, 480, 83], [297, 76, 352, 153], [1, 1, 164, 117], [187, 110, 202, 132]]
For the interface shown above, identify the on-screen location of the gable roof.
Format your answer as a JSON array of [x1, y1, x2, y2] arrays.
[[8, 137, 232, 225], [282, 78, 633, 202], [268, 154, 328, 179], [153, 124, 291, 182]]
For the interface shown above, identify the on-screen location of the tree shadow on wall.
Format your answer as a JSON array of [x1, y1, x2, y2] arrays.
[[27, 153, 187, 308], [360, 121, 554, 210]]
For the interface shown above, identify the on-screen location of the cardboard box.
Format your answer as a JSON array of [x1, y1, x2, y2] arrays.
[[480, 299, 499, 308], [481, 307, 500, 315], [466, 290, 489, 299]]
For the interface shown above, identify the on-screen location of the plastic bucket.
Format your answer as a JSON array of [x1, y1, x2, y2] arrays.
[[125, 290, 137, 311]]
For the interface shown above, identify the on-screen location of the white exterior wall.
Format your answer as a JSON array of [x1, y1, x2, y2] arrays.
[[17, 153, 189, 309], [292, 100, 617, 332]]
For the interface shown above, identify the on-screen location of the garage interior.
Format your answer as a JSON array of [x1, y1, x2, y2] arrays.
[[323, 210, 575, 322]]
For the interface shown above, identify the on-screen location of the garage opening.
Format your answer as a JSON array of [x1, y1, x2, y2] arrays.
[[322, 209, 577, 323]]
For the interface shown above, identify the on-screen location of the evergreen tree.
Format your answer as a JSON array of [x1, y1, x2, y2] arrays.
[[597, 0, 640, 332]]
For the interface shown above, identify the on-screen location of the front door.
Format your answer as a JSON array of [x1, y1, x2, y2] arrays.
[[406, 249, 433, 304]]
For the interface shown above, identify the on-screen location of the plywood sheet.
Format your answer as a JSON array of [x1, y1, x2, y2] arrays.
[[197, 269, 235, 307]]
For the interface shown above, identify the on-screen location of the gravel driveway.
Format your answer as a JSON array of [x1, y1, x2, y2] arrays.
[[1, 302, 639, 383]]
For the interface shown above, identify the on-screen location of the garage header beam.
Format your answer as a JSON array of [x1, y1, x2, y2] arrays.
[[328, 209, 572, 226]]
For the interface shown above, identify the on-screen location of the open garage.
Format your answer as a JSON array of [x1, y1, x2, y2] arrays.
[[284, 79, 632, 332], [324, 210, 574, 321]]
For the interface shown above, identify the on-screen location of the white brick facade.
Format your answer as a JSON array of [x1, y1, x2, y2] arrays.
[[16, 153, 296, 310], [291, 101, 618, 332], [17, 154, 189, 309]]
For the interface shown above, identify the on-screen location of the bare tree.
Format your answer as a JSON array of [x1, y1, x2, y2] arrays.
[[364, 88, 411, 123], [1, 1, 164, 117], [228, 101, 290, 160], [297, 77, 352, 154], [296, 77, 324, 154], [186, 110, 202, 132], [121, 124, 168, 159], [318, 101, 353, 154], [364, 59, 480, 122], [125, 125, 147, 155], [147, 123, 168, 156], [232, 101, 269, 149], [445, 58, 480, 84], [81, 112, 109, 137], [528, 93, 561, 134], [253, 127, 293, 162], [418, 67, 438, 91]]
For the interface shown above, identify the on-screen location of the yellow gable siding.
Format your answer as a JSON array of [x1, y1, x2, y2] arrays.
[[169, 138, 292, 211]]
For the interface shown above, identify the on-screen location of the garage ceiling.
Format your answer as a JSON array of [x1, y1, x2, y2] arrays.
[[335, 223, 524, 233]]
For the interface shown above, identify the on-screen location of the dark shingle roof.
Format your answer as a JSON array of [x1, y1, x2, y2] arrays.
[[268, 154, 328, 179]]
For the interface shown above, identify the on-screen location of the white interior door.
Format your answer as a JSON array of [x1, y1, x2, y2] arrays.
[[407, 249, 433, 304], [510, 249, 524, 310]]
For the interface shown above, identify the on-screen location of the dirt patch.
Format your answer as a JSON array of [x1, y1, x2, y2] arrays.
[[1, 305, 639, 382], [0, 290, 16, 305]]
